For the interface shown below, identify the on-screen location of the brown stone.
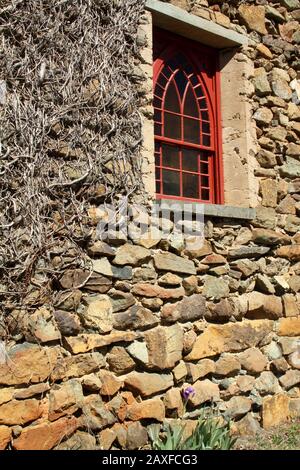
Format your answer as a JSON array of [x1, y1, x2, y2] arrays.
[[125, 371, 173, 397], [126, 421, 148, 450], [173, 361, 188, 383], [164, 388, 184, 416], [132, 283, 185, 300], [188, 379, 220, 407], [158, 273, 182, 286], [107, 346, 135, 375], [288, 275, 300, 293], [233, 413, 261, 436], [87, 240, 116, 257], [51, 352, 104, 381], [277, 317, 300, 336], [81, 396, 116, 431], [202, 276, 229, 299], [238, 347, 268, 374], [271, 357, 289, 374], [236, 375, 255, 393], [262, 394, 290, 429], [184, 239, 213, 259], [98, 428, 117, 450], [254, 107, 273, 126], [272, 78, 292, 101], [144, 324, 183, 370], [25, 307, 61, 343], [257, 149, 277, 168], [183, 330, 197, 355], [277, 195, 296, 214], [215, 355, 241, 377], [0, 388, 14, 406], [232, 259, 259, 278], [288, 349, 300, 369], [141, 298, 163, 311], [113, 305, 159, 331], [126, 397, 165, 422], [225, 396, 252, 419], [255, 371, 282, 395], [49, 379, 83, 421], [59, 269, 90, 289], [277, 245, 300, 261], [161, 294, 206, 323], [245, 292, 283, 320], [110, 290, 136, 313], [54, 290, 82, 311], [279, 370, 300, 389], [256, 44, 273, 59], [0, 343, 60, 386], [201, 254, 227, 265], [80, 373, 102, 392], [238, 5, 267, 35], [80, 294, 113, 332], [207, 298, 236, 320], [0, 425, 11, 450], [182, 275, 198, 294], [55, 430, 96, 450], [186, 320, 273, 361], [260, 179, 277, 207], [54, 310, 82, 336], [154, 252, 196, 275], [0, 399, 42, 425], [13, 383, 50, 400], [113, 244, 151, 266], [13, 416, 78, 450], [99, 370, 123, 396], [64, 331, 137, 354], [252, 228, 290, 246]]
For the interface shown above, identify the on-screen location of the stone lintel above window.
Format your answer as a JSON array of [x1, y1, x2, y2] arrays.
[[145, 0, 248, 49]]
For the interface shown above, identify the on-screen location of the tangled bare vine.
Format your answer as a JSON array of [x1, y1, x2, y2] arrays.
[[0, 0, 146, 328]]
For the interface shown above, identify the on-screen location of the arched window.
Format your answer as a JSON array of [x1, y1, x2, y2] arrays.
[[153, 28, 223, 204]]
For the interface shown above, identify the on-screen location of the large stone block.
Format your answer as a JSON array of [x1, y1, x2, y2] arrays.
[[0, 343, 61, 386], [185, 320, 273, 361]]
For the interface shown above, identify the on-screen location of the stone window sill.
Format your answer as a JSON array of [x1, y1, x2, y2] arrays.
[[157, 199, 256, 220]]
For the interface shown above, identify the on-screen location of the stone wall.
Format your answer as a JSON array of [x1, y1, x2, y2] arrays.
[[0, 0, 300, 450]]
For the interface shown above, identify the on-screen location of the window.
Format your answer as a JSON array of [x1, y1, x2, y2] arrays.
[[153, 28, 223, 204]]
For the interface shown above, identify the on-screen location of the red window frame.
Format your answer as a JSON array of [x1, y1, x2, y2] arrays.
[[153, 28, 224, 204]]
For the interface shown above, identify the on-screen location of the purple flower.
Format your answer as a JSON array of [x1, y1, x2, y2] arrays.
[[182, 386, 195, 401]]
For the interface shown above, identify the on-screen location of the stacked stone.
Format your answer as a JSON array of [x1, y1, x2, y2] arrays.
[[0, 0, 300, 451]]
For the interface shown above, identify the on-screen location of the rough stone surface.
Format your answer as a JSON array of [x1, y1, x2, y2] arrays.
[[238, 347, 268, 374], [125, 372, 173, 398], [262, 394, 291, 429], [154, 252, 196, 275], [161, 294, 206, 323], [186, 320, 273, 361]]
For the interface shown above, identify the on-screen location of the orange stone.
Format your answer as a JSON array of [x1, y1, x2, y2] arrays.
[[12, 416, 78, 450]]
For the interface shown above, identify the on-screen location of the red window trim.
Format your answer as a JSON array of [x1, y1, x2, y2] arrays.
[[153, 28, 224, 205]]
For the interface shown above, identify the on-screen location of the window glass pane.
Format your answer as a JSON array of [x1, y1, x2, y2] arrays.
[[200, 162, 208, 174], [183, 173, 199, 199], [156, 181, 161, 194], [164, 112, 181, 140], [155, 167, 160, 180], [201, 175, 209, 187], [199, 98, 207, 110], [153, 96, 162, 109], [190, 75, 199, 87], [155, 123, 162, 136], [162, 170, 180, 196], [184, 86, 199, 118], [182, 148, 199, 172], [195, 85, 204, 98], [201, 111, 209, 121], [155, 85, 164, 98], [164, 81, 180, 113], [174, 70, 188, 98], [154, 109, 162, 123], [202, 122, 210, 134], [201, 188, 210, 201], [157, 74, 168, 89], [162, 144, 180, 169], [184, 117, 200, 144], [155, 154, 160, 167], [203, 135, 211, 146]]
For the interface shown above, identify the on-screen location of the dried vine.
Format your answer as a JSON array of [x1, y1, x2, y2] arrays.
[[0, 0, 146, 325]]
